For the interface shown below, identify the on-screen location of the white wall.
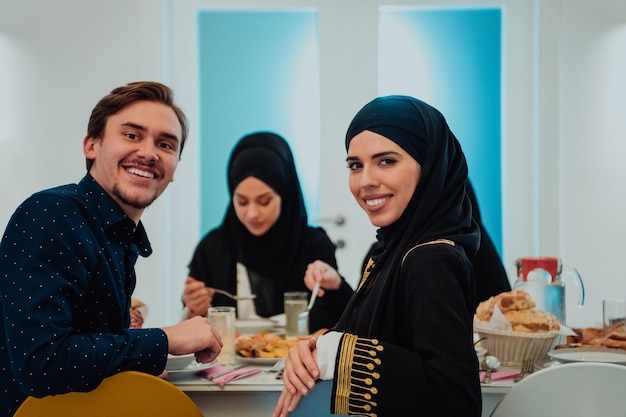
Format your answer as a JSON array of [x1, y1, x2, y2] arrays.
[[556, 0, 626, 326], [0, 0, 181, 326], [1, 0, 624, 328]]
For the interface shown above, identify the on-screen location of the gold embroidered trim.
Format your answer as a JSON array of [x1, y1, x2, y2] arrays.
[[357, 258, 376, 291], [334, 335, 382, 417], [360, 239, 455, 290], [400, 238, 455, 267]]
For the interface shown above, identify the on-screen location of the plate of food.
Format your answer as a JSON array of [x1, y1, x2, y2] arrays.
[[235, 318, 278, 335], [165, 354, 216, 374], [548, 348, 626, 365], [235, 332, 299, 364]]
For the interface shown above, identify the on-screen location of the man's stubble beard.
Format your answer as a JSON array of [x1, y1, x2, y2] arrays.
[[112, 183, 158, 210]]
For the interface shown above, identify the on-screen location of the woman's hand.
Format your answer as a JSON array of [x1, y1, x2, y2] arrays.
[[273, 337, 320, 417], [303, 260, 341, 297], [274, 389, 303, 417], [182, 277, 214, 317]]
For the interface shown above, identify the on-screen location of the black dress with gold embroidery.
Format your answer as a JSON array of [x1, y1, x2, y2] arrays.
[[331, 242, 480, 416]]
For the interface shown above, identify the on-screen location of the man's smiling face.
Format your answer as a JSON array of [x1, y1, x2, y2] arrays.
[[83, 100, 182, 223]]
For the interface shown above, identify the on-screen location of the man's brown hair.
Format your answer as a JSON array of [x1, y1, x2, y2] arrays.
[[85, 81, 188, 171]]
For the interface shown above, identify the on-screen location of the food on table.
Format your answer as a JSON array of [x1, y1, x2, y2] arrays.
[[560, 326, 626, 350], [502, 309, 560, 333], [236, 333, 299, 358], [131, 298, 146, 310], [475, 289, 560, 332], [475, 289, 536, 321], [236, 328, 328, 358]]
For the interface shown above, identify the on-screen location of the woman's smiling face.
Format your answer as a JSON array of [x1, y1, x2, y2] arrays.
[[346, 130, 422, 228]]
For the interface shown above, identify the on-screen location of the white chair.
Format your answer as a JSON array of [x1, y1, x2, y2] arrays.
[[490, 362, 626, 417], [13, 371, 204, 417]]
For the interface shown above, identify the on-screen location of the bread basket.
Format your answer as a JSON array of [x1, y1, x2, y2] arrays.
[[474, 320, 560, 368]]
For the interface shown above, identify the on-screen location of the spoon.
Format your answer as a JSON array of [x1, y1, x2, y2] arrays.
[[212, 288, 257, 301], [480, 355, 500, 384]]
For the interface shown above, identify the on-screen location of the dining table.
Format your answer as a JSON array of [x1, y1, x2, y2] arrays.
[[173, 318, 516, 416], [170, 362, 515, 417]]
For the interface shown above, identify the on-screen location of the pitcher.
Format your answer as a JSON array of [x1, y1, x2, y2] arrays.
[[513, 257, 585, 325]]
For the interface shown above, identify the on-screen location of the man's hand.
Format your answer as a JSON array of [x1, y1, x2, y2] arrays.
[[161, 316, 222, 363]]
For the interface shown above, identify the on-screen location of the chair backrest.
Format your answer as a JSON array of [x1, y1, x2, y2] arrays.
[[13, 371, 204, 417], [289, 380, 367, 417], [490, 361, 626, 417], [289, 379, 335, 417]]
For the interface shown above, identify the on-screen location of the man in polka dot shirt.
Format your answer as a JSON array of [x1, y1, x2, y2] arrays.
[[0, 81, 222, 416]]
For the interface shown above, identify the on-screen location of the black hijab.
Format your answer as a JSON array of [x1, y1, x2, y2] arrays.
[[217, 132, 308, 287], [345, 95, 480, 282], [466, 179, 511, 303]]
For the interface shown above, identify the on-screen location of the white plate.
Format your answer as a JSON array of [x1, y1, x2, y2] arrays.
[[269, 313, 286, 327], [548, 348, 626, 365], [235, 356, 282, 366], [166, 354, 216, 374], [166, 354, 196, 371], [235, 318, 278, 335]]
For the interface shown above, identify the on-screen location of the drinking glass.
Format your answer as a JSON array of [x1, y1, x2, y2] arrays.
[[603, 297, 626, 337], [284, 292, 308, 339], [208, 306, 236, 364]]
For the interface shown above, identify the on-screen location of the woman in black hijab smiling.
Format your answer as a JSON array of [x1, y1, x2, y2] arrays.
[[274, 97, 481, 416], [182, 132, 353, 332]]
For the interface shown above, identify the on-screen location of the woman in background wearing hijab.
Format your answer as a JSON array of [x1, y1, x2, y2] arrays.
[[181, 132, 354, 332], [274, 96, 481, 416]]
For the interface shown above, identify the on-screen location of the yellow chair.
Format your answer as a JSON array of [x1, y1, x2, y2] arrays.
[[13, 371, 204, 417]]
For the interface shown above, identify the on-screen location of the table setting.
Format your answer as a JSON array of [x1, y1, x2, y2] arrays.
[[472, 255, 626, 417], [165, 287, 318, 389]]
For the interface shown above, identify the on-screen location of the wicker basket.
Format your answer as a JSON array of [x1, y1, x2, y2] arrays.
[[474, 321, 560, 368]]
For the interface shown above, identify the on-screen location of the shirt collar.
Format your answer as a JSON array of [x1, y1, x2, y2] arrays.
[[78, 174, 153, 258]]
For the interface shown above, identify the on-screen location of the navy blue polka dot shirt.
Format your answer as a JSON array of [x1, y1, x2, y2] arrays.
[[0, 174, 168, 416]]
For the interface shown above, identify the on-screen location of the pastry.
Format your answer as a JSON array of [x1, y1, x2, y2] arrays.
[[503, 309, 560, 332], [476, 289, 536, 322]]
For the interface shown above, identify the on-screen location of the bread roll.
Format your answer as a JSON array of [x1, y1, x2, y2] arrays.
[[503, 309, 560, 332], [475, 289, 536, 322], [131, 298, 146, 310], [475, 289, 560, 333]]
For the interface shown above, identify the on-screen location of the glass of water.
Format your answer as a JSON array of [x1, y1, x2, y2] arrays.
[[284, 292, 308, 339], [208, 306, 236, 364]]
